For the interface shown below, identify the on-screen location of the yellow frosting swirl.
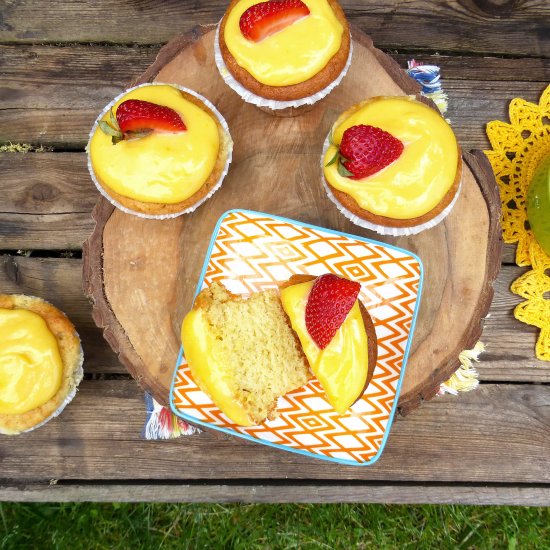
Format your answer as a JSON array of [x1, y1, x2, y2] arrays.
[[89, 85, 220, 204], [280, 280, 370, 414], [324, 96, 459, 219], [223, 0, 344, 86], [0, 309, 63, 415]]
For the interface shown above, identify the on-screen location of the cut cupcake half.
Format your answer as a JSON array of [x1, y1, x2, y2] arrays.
[[180, 274, 378, 426]]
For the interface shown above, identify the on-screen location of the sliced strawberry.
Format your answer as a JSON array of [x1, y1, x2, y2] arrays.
[[239, 0, 310, 42], [305, 274, 361, 349], [327, 125, 404, 180], [116, 99, 186, 134]]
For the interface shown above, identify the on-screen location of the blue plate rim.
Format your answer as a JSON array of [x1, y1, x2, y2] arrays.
[[169, 208, 424, 467]]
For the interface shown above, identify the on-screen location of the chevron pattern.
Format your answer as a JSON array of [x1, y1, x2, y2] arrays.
[[172, 211, 421, 464]]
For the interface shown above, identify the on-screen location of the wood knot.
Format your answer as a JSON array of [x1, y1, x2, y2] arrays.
[[3, 256, 20, 285], [467, 0, 521, 17], [31, 182, 58, 202]]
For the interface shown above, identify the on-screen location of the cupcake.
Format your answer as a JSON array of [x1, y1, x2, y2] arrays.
[[87, 83, 233, 219], [0, 295, 84, 435], [216, 0, 352, 112], [322, 96, 462, 235]]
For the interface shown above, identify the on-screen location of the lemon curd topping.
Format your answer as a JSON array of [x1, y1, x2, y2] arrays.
[[89, 85, 220, 204], [324, 97, 459, 220], [280, 280, 369, 414], [181, 308, 254, 426], [224, 0, 344, 86], [0, 309, 63, 415]]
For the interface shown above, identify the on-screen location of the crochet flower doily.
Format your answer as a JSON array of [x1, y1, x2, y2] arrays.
[[485, 84, 550, 361]]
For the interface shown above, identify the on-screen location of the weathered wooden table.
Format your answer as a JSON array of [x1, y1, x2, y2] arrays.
[[1, 1, 549, 504]]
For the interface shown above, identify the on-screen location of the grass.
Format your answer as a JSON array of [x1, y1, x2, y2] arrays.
[[0, 142, 51, 153], [0, 503, 548, 549]]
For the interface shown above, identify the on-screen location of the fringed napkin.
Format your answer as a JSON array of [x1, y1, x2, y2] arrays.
[[142, 59, 487, 439]]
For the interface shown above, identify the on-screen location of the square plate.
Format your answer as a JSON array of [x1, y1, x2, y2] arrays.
[[170, 210, 423, 466]]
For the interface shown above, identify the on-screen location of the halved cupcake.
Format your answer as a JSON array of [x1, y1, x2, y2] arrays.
[[0, 295, 84, 435], [180, 273, 377, 425], [322, 96, 462, 235], [216, 0, 351, 111], [87, 83, 232, 218]]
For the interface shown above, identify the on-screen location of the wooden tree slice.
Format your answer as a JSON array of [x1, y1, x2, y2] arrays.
[[82, 24, 502, 416]]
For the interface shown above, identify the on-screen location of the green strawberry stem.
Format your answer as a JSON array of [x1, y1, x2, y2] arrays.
[[109, 107, 117, 128], [98, 108, 123, 144], [98, 120, 123, 145], [337, 161, 354, 177], [99, 108, 156, 145], [326, 129, 354, 177]]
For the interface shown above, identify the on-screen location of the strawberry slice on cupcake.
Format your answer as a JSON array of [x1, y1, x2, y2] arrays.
[[305, 273, 361, 349], [88, 84, 232, 218], [239, 0, 310, 42], [218, 0, 351, 104], [280, 273, 378, 414], [99, 99, 187, 144]]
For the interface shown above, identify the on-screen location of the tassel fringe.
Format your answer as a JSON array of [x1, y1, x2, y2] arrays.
[[439, 342, 484, 396], [142, 393, 200, 439], [407, 60, 449, 115]]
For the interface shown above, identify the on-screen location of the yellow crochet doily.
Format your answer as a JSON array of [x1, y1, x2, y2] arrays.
[[485, 84, 550, 361]]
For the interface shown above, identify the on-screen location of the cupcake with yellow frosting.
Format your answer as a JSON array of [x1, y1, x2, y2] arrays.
[[87, 83, 233, 218], [0, 295, 84, 435], [322, 96, 463, 235], [216, 0, 352, 111]]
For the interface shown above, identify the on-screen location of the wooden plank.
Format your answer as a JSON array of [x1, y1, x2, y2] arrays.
[[5, 86, 547, 152], [2, 45, 545, 110], [0, 153, 97, 250], [0, 380, 548, 483], [477, 264, 548, 381], [446, 81, 548, 152], [389, 54, 550, 83], [1, 0, 548, 57], [1, 482, 549, 505], [0, 153, 95, 214], [0, 87, 535, 255], [1, 257, 548, 382], [0, 45, 156, 110], [1, 45, 548, 150]]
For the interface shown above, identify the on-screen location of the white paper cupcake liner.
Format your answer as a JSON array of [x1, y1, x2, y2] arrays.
[[86, 82, 233, 220], [214, 23, 353, 110], [320, 132, 463, 236]]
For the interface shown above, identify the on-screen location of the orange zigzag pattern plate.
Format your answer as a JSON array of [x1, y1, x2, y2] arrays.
[[170, 210, 423, 465]]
